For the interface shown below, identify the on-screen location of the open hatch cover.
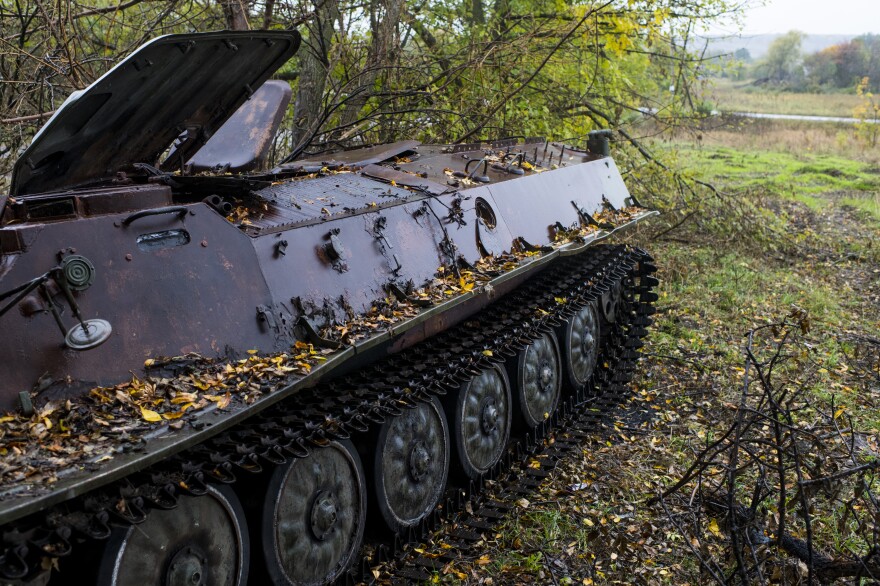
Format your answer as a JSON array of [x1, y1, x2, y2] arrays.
[[11, 30, 300, 197]]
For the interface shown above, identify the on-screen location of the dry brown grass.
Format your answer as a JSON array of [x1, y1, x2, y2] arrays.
[[708, 79, 863, 118], [658, 117, 880, 166]]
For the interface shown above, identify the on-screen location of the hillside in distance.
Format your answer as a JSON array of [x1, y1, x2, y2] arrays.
[[698, 33, 855, 59]]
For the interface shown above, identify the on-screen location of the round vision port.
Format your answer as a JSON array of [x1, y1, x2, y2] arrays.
[[475, 198, 497, 230]]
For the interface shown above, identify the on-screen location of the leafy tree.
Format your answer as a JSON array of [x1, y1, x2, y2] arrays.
[[830, 39, 868, 88], [756, 30, 804, 85], [706, 47, 751, 80], [733, 47, 751, 63], [803, 34, 880, 91], [0, 0, 745, 185], [854, 34, 880, 90], [854, 76, 879, 147], [804, 47, 838, 88]]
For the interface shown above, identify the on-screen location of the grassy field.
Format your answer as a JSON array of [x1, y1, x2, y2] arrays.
[[409, 122, 880, 584], [708, 78, 864, 118], [667, 142, 880, 217], [682, 116, 880, 165]]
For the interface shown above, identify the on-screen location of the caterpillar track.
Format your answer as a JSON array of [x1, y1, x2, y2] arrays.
[[0, 29, 659, 585], [1, 245, 656, 584], [383, 249, 656, 584]]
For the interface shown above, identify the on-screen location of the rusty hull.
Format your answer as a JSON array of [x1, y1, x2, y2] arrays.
[[0, 140, 639, 413]]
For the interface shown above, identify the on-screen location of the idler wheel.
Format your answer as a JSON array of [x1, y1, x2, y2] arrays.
[[368, 397, 449, 534], [511, 332, 562, 429], [444, 364, 511, 480], [97, 484, 249, 586], [558, 301, 601, 392], [261, 440, 366, 586]]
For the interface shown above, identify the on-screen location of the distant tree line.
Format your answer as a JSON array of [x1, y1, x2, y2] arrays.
[[804, 34, 880, 91], [712, 31, 880, 92]]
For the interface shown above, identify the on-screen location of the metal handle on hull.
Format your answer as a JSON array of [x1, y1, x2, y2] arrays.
[[121, 206, 188, 226]]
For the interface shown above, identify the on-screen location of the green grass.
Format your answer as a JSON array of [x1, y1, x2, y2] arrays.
[[650, 233, 880, 429], [656, 245, 847, 334], [665, 144, 880, 198], [841, 192, 880, 223], [601, 128, 880, 581], [646, 131, 880, 432], [708, 78, 863, 118], [472, 509, 600, 583]]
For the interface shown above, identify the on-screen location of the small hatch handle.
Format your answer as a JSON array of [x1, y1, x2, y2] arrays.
[[121, 206, 188, 227]]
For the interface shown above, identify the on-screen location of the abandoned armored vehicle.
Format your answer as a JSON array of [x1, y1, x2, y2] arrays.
[[0, 29, 657, 585]]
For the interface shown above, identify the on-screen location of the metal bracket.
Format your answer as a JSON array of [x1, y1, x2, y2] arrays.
[[372, 217, 403, 274], [601, 195, 618, 212], [372, 216, 392, 248], [488, 137, 521, 149], [513, 237, 553, 254], [19, 391, 33, 417], [296, 317, 342, 349], [386, 282, 433, 308], [325, 228, 346, 260], [625, 193, 645, 208], [256, 305, 278, 331], [571, 201, 614, 230], [445, 142, 481, 154], [491, 153, 525, 175]]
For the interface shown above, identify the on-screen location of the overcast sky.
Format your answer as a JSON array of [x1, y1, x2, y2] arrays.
[[707, 0, 880, 36]]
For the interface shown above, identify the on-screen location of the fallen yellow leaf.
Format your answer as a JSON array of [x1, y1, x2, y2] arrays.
[[171, 393, 197, 404], [140, 406, 162, 423], [206, 393, 232, 409]]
